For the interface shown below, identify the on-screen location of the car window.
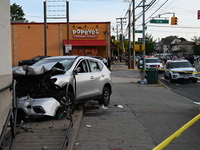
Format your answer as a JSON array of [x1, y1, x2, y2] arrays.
[[32, 57, 41, 61], [89, 60, 101, 72], [145, 58, 160, 63], [76, 60, 89, 73], [170, 62, 192, 68], [60, 60, 74, 70], [32, 58, 74, 67]]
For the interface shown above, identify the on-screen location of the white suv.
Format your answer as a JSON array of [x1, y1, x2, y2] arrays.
[[164, 59, 198, 83], [145, 57, 164, 73]]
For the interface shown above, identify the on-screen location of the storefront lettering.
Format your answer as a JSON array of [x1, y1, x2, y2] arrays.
[[72, 29, 99, 35]]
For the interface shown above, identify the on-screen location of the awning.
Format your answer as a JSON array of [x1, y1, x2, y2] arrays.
[[63, 40, 107, 46]]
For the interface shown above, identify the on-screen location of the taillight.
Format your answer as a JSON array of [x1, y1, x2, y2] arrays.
[[155, 65, 160, 68]]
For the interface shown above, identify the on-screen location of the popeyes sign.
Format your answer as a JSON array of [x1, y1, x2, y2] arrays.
[[72, 29, 98, 38]]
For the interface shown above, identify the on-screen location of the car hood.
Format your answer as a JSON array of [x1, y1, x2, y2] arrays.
[[170, 67, 197, 72], [13, 62, 63, 75]]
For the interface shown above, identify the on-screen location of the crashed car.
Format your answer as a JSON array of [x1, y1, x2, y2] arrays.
[[13, 56, 112, 120]]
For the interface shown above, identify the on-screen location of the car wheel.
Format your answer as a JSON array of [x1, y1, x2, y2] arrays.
[[164, 72, 168, 79], [169, 75, 175, 83], [55, 91, 75, 119], [99, 87, 111, 106], [193, 79, 198, 83]]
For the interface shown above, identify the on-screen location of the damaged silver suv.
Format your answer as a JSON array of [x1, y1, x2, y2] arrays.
[[13, 56, 112, 120]]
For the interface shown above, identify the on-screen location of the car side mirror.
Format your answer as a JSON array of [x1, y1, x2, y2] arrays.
[[73, 67, 81, 75]]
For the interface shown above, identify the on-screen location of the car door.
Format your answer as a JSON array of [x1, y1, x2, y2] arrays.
[[75, 59, 95, 101], [88, 59, 105, 96]]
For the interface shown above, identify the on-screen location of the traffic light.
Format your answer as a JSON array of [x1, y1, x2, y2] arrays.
[[171, 16, 178, 25]]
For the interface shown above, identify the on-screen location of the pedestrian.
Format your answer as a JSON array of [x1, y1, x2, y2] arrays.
[[102, 58, 108, 67], [189, 55, 194, 65]]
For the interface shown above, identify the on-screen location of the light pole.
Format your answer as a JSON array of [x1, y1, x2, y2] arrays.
[[44, 0, 47, 56], [141, 0, 146, 81]]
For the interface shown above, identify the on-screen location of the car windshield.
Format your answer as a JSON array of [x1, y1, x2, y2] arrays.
[[145, 58, 160, 63], [32, 58, 75, 70], [170, 62, 192, 68]]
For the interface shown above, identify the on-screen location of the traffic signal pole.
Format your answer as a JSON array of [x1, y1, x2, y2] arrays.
[[141, 0, 146, 82]]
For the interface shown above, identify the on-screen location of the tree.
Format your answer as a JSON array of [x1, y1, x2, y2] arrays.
[[145, 34, 156, 55], [191, 36, 200, 55], [10, 3, 28, 22]]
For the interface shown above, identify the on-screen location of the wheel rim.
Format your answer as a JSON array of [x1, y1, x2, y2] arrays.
[[61, 96, 73, 114], [103, 89, 110, 106]]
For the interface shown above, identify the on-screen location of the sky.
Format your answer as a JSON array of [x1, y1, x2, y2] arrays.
[[10, 0, 200, 42]]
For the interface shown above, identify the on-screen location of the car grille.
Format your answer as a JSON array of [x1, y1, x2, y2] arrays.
[[150, 65, 160, 67], [179, 72, 192, 75]]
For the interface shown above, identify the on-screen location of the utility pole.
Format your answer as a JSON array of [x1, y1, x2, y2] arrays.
[[141, 0, 146, 81], [132, 0, 135, 69], [116, 17, 126, 57], [128, 9, 131, 69]]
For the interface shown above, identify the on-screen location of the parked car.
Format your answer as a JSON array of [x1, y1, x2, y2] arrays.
[[13, 56, 112, 120], [164, 59, 198, 83], [91, 56, 104, 60], [145, 57, 164, 73], [18, 55, 50, 66]]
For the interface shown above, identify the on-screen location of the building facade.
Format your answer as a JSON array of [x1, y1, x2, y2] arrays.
[[11, 22, 111, 66], [0, 0, 12, 133]]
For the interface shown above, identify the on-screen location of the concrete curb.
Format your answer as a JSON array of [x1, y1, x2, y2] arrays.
[[66, 109, 83, 150]]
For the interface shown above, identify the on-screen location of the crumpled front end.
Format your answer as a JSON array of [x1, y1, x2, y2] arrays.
[[17, 96, 60, 120]]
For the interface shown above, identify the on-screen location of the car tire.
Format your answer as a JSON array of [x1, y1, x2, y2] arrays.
[[169, 75, 175, 83], [164, 72, 168, 79], [99, 86, 111, 106], [55, 91, 75, 119], [193, 79, 198, 83]]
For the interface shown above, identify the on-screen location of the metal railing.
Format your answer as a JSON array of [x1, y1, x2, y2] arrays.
[[0, 80, 24, 150]]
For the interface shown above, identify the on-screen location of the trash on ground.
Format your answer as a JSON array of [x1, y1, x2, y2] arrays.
[[86, 125, 92, 128], [139, 79, 147, 84], [114, 105, 123, 108], [194, 102, 200, 105]]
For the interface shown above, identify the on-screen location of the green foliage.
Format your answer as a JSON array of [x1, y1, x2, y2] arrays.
[[191, 36, 200, 55], [10, 3, 28, 22], [145, 34, 156, 55]]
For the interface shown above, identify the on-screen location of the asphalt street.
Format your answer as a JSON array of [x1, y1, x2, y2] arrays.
[[72, 62, 200, 150]]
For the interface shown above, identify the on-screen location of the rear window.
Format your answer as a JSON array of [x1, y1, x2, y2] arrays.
[[170, 61, 192, 68], [145, 58, 160, 63]]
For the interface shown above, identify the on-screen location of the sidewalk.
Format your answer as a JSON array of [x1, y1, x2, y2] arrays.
[[72, 62, 200, 150], [5, 62, 200, 150]]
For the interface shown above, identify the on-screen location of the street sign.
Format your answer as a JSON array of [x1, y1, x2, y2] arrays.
[[135, 30, 143, 33], [138, 38, 149, 42], [65, 44, 72, 53], [134, 44, 145, 52], [150, 19, 169, 24]]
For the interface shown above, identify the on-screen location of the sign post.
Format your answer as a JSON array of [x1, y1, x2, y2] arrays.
[[65, 44, 72, 53]]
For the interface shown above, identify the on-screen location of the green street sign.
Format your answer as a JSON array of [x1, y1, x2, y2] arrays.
[[150, 19, 169, 24], [135, 30, 143, 33]]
